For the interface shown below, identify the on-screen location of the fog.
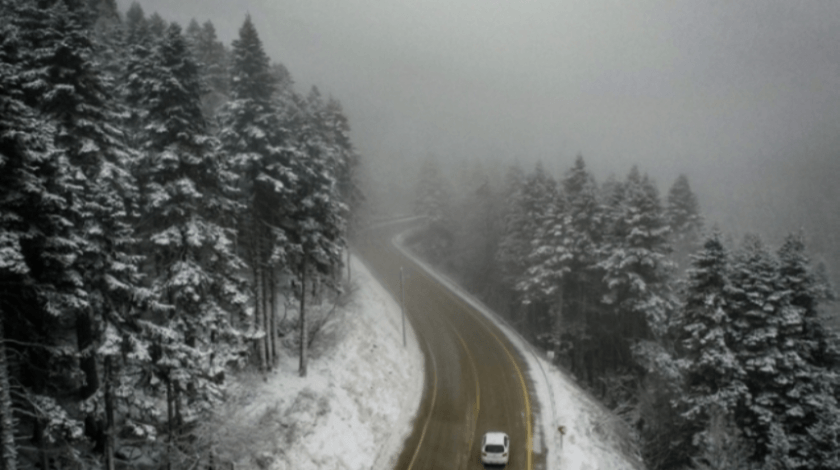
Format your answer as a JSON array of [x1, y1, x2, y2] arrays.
[[122, 0, 840, 273]]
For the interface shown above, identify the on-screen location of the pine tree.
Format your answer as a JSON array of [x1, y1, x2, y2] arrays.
[[726, 234, 840, 467], [323, 97, 363, 237], [129, 22, 250, 464], [496, 163, 530, 316], [121, 1, 159, 152], [185, 19, 229, 122], [219, 15, 287, 372], [0, 13, 83, 468], [769, 233, 840, 468], [666, 174, 703, 272], [286, 86, 348, 377], [6, 0, 149, 465], [147, 11, 166, 38], [727, 235, 789, 460], [676, 231, 747, 462], [449, 161, 499, 295], [599, 167, 673, 342], [411, 155, 453, 264], [513, 161, 558, 339], [124, 1, 148, 43], [414, 155, 451, 224], [496, 164, 527, 277], [690, 406, 754, 470], [666, 174, 703, 240]]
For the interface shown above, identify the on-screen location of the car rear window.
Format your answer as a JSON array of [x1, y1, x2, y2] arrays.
[[485, 444, 505, 453]]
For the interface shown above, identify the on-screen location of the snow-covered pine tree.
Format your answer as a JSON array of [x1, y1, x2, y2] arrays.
[[0, 13, 86, 467], [411, 154, 453, 263], [516, 164, 567, 352], [284, 86, 348, 377], [7, 0, 150, 465], [413, 154, 451, 225], [184, 19, 229, 123], [128, 22, 250, 465], [87, 0, 123, 81], [219, 15, 288, 372], [666, 174, 703, 272], [496, 163, 529, 294], [690, 405, 754, 470], [147, 11, 167, 38], [124, 1, 148, 43], [777, 234, 839, 376], [449, 161, 500, 295], [121, 2, 158, 149], [554, 156, 606, 378], [323, 97, 363, 239], [598, 167, 673, 366], [518, 172, 566, 302], [512, 161, 558, 340], [730, 235, 810, 468], [675, 231, 747, 462], [769, 233, 840, 468], [666, 174, 702, 239]]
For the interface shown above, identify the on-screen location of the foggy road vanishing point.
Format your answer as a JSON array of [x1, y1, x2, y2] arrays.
[[356, 220, 545, 470]]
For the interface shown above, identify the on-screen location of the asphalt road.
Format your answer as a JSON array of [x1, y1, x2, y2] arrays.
[[356, 221, 544, 470]]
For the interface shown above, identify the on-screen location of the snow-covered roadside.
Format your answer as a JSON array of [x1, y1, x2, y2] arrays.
[[228, 254, 424, 470], [395, 233, 645, 470]]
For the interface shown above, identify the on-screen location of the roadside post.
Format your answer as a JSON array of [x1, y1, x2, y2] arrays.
[[400, 267, 406, 347]]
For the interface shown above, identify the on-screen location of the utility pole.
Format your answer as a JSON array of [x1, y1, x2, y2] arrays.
[[400, 267, 406, 348]]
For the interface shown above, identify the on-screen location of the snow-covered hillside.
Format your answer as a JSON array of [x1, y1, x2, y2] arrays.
[[222, 251, 641, 470], [221, 255, 424, 470]]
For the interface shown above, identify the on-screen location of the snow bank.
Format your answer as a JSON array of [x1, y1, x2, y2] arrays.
[[229, 254, 424, 470]]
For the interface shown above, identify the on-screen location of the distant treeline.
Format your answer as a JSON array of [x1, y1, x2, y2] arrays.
[[0, 1, 360, 469], [407, 155, 840, 469]]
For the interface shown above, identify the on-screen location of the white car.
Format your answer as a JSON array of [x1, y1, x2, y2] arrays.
[[480, 431, 510, 465]]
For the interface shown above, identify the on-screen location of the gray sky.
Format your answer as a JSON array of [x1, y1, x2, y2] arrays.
[[121, 0, 840, 248]]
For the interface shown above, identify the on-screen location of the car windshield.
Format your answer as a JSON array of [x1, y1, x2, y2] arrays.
[[485, 444, 505, 453]]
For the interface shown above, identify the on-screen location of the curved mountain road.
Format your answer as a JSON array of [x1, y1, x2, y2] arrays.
[[356, 221, 545, 470]]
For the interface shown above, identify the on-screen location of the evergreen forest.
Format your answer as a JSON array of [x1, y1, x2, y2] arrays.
[[407, 155, 840, 470], [0, 1, 361, 469]]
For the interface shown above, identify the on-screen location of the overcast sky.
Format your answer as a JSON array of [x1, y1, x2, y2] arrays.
[[120, 0, 840, 240]]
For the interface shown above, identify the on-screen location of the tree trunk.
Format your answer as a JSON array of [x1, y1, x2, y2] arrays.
[[104, 356, 116, 470], [167, 377, 173, 470], [34, 419, 48, 470], [174, 381, 182, 449], [0, 314, 18, 470], [299, 255, 308, 377], [253, 222, 266, 371], [76, 311, 100, 400], [554, 282, 564, 359], [269, 269, 277, 363], [262, 269, 271, 370], [78, 310, 109, 456]]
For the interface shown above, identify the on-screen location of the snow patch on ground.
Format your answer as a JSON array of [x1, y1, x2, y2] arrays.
[[229, 255, 424, 470]]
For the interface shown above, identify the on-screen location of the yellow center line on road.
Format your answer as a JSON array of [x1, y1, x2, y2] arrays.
[[407, 338, 439, 470], [418, 271, 533, 470], [378, 238, 532, 470], [445, 318, 481, 459]]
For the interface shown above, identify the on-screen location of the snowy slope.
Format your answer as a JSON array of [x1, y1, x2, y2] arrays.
[[227, 254, 424, 470]]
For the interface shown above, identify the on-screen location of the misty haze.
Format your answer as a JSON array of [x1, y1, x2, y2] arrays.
[[1, 1, 839, 470]]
